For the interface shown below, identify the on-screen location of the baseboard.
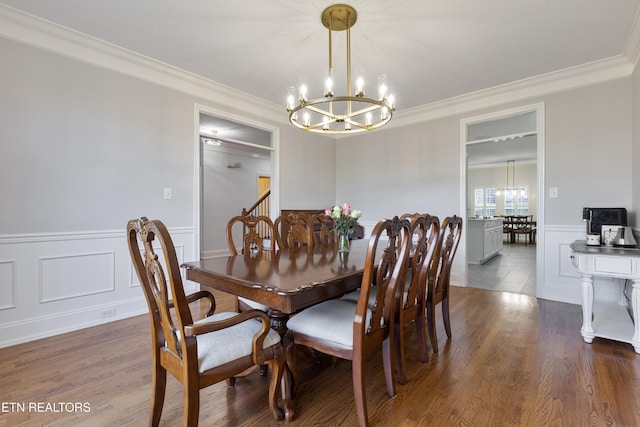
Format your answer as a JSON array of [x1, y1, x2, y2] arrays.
[[0, 297, 148, 348], [201, 248, 231, 259]]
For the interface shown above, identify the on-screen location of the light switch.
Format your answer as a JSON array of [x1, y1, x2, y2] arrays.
[[163, 187, 172, 200], [549, 187, 558, 198]]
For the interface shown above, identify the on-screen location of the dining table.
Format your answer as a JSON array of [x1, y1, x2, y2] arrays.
[[181, 239, 370, 421], [182, 239, 369, 333]]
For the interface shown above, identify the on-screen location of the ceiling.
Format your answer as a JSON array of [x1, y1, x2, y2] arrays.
[[2, 0, 638, 112], [2, 1, 638, 163]]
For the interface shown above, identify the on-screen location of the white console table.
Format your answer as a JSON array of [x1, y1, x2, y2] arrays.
[[570, 240, 640, 353]]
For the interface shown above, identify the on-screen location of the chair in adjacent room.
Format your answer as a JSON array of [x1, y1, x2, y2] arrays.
[[394, 213, 440, 384], [284, 216, 412, 427], [426, 215, 463, 353], [226, 213, 276, 312], [127, 217, 286, 427]]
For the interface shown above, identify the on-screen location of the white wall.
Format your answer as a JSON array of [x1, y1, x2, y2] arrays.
[[1, 11, 638, 346], [201, 145, 271, 257], [0, 35, 336, 347], [337, 77, 634, 303]]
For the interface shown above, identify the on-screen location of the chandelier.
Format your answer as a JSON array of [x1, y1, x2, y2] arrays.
[[286, 4, 395, 134], [496, 160, 525, 197]]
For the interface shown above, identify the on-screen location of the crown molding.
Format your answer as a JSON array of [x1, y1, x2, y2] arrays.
[[0, 3, 638, 138], [0, 3, 286, 125], [623, 4, 640, 66], [387, 55, 634, 131]]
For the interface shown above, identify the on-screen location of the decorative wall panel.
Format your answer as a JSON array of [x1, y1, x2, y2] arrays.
[[0, 259, 16, 310]]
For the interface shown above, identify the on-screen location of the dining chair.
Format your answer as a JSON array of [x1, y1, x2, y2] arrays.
[[426, 215, 463, 353], [127, 217, 286, 426], [394, 213, 439, 384], [284, 216, 412, 427], [274, 213, 315, 250], [310, 213, 337, 246], [226, 213, 276, 256], [226, 214, 276, 312]]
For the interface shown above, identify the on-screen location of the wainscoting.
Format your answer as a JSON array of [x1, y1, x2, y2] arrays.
[[1, 223, 626, 348], [0, 227, 196, 348]]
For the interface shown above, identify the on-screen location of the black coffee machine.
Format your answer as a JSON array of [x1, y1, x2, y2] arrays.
[[582, 207, 627, 245]]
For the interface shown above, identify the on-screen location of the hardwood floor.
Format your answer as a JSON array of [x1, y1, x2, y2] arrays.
[[1, 287, 639, 426]]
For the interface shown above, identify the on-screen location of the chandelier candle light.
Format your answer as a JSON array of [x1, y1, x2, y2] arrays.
[[287, 4, 396, 134]]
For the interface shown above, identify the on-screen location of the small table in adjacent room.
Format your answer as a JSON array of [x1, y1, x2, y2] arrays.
[[569, 240, 640, 353]]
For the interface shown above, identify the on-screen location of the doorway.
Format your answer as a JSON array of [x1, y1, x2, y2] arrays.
[[460, 103, 545, 297], [194, 104, 279, 260]]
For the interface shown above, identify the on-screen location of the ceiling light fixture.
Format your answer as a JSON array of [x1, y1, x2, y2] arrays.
[[202, 137, 223, 146], [286, 4, 395, 134], [496, 160, 525, 197]]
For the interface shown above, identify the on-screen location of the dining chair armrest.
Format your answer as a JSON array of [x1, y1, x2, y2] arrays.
[[184, 309, 272, 365], [169, 290, 216, 317]]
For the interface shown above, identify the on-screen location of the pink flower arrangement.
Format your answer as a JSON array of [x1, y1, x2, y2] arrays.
[[325, 202, 362, 236]]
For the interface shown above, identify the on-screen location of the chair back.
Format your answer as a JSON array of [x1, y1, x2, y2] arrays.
[[356, 216, 412, 345], [127, 217, 194, 362], [429, 215, 463, 302], [227, 214, 276, 255], [311, 213, 337, 246], [403, 213, 440, 310], [274, 213, 315, 250]]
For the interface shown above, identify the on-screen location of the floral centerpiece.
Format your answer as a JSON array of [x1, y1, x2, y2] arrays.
[[325, 202, 362, 252]]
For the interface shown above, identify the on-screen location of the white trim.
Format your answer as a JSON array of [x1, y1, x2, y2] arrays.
[[38, 251, 116, 303], [0, 226, 195, 348], [201, 249, 231, 260], [0, 3, 285, 124], [0, 259, 17, 310], [194, 103, 280, 264], [460, 103, 545, 298], [391, 57, 630, 131], [623, 4, 640, 66], [0, 227, 194, 244], [0, 297, 148, 349]]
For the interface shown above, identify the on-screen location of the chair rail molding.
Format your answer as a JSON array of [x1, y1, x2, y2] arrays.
[[0, 226, 196, 348]]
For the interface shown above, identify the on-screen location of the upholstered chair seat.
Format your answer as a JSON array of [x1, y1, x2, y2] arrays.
[[286, 300, 373, 349], [237, 296, 270, 313], [184, 312, 282, 373]]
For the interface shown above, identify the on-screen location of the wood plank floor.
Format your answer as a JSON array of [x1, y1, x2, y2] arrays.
[[1, 287, 639, 427]]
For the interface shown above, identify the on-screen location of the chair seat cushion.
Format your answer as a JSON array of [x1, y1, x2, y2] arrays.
[[339, 287, 377, 307], [192, 311, 281, 373], [238, 296, 269, 312], [286, 300, 371, 349]]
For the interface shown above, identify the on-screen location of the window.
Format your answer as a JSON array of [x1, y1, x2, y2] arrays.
[[504, 186, 529, 215], [474, 187, 497, 217]]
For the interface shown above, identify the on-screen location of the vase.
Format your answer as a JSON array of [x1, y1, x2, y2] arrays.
[[338, 231, 350, 252]]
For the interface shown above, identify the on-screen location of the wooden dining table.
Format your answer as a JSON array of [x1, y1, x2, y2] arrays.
[[182, 239, 369, 333], [182, 239, 370, 420]]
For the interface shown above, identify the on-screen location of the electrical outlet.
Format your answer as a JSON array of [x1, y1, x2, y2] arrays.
[[100, 308, 116, 319], [163, 187, 172, 200]]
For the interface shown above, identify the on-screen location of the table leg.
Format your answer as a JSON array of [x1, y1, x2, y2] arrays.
[[580, 273, 595, 343], [632, 279, 640, 354], [268, 309, 289, 337], [268, 309, 295, 420]]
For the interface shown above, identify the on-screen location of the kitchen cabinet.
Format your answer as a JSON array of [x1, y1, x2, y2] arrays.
[[569, 240, 640, 354], [467, 218, 503, 264]]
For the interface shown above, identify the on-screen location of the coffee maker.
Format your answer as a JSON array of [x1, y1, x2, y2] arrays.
[[582, 207, 627, 246]]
